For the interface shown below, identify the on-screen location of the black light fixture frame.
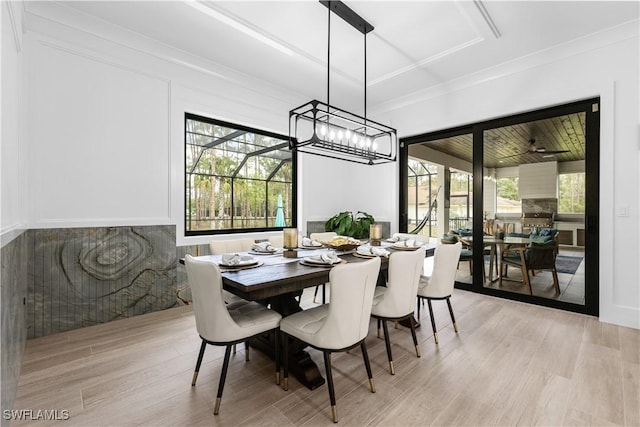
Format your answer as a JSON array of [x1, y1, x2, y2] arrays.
[[288, 0, 397, 165]]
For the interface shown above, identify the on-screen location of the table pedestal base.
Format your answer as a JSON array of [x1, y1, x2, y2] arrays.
[[250, 291, 325, 390]]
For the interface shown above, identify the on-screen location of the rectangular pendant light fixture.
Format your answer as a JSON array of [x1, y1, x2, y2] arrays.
[[289, 1, 397, 165]]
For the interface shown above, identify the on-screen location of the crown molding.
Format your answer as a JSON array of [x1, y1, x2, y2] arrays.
[[5, 1, 23, 52], [22, 1, 306, 107]]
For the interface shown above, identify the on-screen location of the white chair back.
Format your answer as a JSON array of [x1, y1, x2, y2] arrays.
[[376, 247, 426, 317], [268, 235, 284, 248], [185, 255, 246, 342], [310, 232, 338, 242], [392, 232, 430, 244], [315, 257, 381, 349], [209, 238, 254, 254], [419, 242, 461, 298]]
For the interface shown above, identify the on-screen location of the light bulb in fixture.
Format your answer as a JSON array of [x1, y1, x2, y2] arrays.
[[345, 129, 352, 141], [320, 125, 327, 136], [372, 142, 378, 152], [329, 130, 335, 141], [365, 138, 372, 148], [338, 130, 344, 141]]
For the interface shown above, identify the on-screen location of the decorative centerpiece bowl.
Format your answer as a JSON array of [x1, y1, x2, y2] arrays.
[[323, 236, 362, 251]]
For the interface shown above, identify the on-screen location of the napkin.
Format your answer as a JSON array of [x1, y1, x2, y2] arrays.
[[387, 235, 400, 242], [251, 242, 276, 253], [395, 239, 418, 248], [221, 253, 242, 265], [357, 246, 390, 257], [302, 237, 322, 247], [220, 253, 255, 265], [305, 251, 341, 264]]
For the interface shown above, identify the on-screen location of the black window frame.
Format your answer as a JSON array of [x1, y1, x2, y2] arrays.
[[184, 112, 297, 237]]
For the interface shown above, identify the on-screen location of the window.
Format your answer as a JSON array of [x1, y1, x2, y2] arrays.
[[185, 113, 296, 235], [558, 172, 585, 213], [496, 177, 521, 213], [449, 170, 472, 230]]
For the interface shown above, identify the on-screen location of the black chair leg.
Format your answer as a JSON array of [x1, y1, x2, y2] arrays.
[[323, 351, 338, 423], [275, 329, 280, 385], [416, 296, 422, 319], [214, 345, 232, 415], [244, 341, 250, 362], [377, 318, 381, 338], [408, 315, 420, 358], [282, 332, 289, 391], [381, 320, 394, 375], [360, 342, 375, 393], [313, 285, 320, 303], [446, 298, 458, 333], [192, 339, 207, 386], [322, 284, 326, 304], [426, 299, 439, 344]]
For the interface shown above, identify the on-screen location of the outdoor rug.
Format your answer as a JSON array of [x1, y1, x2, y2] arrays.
[[485, 254, 583, 275], [555, 255, 583, 274]]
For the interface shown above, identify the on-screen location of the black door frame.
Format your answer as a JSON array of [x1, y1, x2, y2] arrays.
[[399, 97, 599, 316]]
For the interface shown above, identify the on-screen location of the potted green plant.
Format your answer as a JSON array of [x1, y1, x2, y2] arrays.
[[325, 211, 375, 239]]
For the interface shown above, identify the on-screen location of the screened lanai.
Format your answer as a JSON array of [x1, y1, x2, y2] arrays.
[[185, 113, 295, 235]]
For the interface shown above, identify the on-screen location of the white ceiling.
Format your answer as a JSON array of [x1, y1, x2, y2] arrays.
[[40, 1, 639, 113]]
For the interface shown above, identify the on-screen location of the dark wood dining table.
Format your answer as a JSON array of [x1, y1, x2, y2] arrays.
[[183, 242, 436, 390]]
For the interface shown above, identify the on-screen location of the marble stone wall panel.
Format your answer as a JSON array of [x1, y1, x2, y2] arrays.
[[307, 221, 391, 238], [27, 225, 180, 338], [1, 232, 28, 420]]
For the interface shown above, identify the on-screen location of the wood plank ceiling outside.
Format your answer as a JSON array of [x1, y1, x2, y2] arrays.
[[417, 112, 586, 169]]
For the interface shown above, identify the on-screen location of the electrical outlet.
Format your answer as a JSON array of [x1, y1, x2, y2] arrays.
[[618, 205, 629, 217]]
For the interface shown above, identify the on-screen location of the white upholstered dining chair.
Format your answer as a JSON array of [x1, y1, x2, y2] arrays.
[[309, 231, 338, 304], [209, 237, 254, 254], [268, 235, 284, 248], [371, 247, 426, 375], [184, 255, 282, 415], [280, 257, 381, 423], [208, 238, 255, 305], [416, 242, 462, 344]]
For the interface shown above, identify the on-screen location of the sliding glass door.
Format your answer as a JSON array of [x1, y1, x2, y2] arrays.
[[401, 130, 474, 287], [399, 98, 599, 315]]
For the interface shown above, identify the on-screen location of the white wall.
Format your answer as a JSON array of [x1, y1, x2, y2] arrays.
[[26, 39, 171, 227], [1, 1, 26, 246], [20, 2, 394, 247], [299, 153, 396, 235], [382, 21, 640, 329], [11, 3, 640, 328]]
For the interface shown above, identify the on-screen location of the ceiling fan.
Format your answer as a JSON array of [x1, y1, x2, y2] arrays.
[[499, 138, 569, 160]]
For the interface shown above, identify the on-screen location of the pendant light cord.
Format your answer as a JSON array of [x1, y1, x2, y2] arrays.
[[327, 5, 330, 113], [364, 31, 367, 123], [326, 2, 368, 121]]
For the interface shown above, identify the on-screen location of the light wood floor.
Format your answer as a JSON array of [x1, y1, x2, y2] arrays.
[[13, 288, 639, 426]]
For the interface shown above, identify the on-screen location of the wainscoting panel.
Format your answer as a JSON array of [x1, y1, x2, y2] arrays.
[[27, 225, 182, 338]]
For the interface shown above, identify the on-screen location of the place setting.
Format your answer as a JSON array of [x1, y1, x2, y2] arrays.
[[217, 253, 263, 271], [300, 236, 323, 249], [354, 245, 391, 258], [299, 250, 346, 268], [389, 238, 423, 251], [248, 241, 282, 255]]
